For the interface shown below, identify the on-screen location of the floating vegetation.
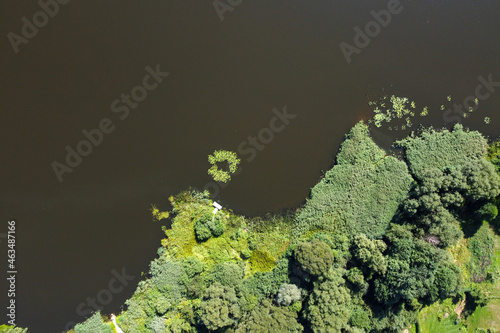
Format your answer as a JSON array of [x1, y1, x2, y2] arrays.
[[420, 106, 429, 116], [207, 150, 241, 183], [484, 117, 491, 124], [447, 95, 452, 102], [474, 98, 479, 105], [369, 95, 420, 128], [440, 105, 445, 111]]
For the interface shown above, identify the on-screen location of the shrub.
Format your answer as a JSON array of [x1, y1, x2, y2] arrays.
[[74, 312, 113, 333], [396, 124, 488, 181], [476, 202, 499, 221], [467, 222, 495, 283], [294, 239, 334, 277], [194, 212, 225, 242]]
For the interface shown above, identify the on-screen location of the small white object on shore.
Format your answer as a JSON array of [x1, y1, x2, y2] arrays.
[[213, 201, 222, 214], [111, 314, 124, 333]]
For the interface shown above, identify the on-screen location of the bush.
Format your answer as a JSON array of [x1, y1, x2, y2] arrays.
[[477, 202, 499, 222], [396, 124, 488, 181], [467, 222, 495, 283], [294, 239, 334, 277], [194, 212, 225, 242], [74, 312, 113, 333]]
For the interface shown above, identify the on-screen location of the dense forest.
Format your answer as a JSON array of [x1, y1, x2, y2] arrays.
[[5, 122, 500, 332]]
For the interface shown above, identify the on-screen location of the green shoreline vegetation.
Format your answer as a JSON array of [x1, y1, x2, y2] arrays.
[[4, 122, 500, 333]]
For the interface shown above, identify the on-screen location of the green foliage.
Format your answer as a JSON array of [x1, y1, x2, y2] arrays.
[[346, 267, 368, 295], [296, 121, 412, 239], [182, 256, 205, 278], [151, 204, 169, 221], [418, 303, 462, 333], [276, 283, 302, 306], [235, 299, 303, 332], [0, 325, 28, 333], [71, 123, 500, 333], [349, 304, 373, 331], [396, 124, 488, 181], [74, 312, 113, 333], [119, 297, 148, 332], [149, 257, 186, 297], [249, 249, 275, 273], [373, 224, 457, 305], [199, 282, 241, 331], [487, 139, 500, 173], [467, 222, 496, 283], [400, 154, 500, 248], [294, 238, 334, 277], [207, 149, 240, 183], [206, 262, 245, 287], [305, 270, 352, 332], [194, 212, 225, 242], [431, 262, 461, 299], [477, 202, 499, 222], [148, 316, 166, 333], [352, 234, 387, 279]]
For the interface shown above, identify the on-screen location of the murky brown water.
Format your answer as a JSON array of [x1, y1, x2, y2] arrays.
[[1, 0, 500, 331]]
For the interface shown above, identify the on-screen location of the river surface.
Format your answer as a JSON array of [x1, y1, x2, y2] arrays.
[[1, 0, 500, 331]]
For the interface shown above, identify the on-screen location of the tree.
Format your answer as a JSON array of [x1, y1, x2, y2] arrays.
[[352, 234, 387, 278], [199, 282, 241, 331], [276, 283, 302, 306], [430, 262, 460, 300], [194, 212, 225, 241], [235, 299, 303, 333], [294, 239, 334, 277], [476, 202, 498, 221], [305, 271, 352, 332]]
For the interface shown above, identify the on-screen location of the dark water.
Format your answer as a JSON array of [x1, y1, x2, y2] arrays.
[[1, 0, 500, 331]]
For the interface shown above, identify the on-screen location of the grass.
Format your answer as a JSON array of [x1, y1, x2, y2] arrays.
[[417, 300, 462, 333], [465, 230, 500, 332]]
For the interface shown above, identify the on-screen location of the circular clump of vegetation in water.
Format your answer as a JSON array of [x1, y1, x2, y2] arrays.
[[207, 150, 240, 183]]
